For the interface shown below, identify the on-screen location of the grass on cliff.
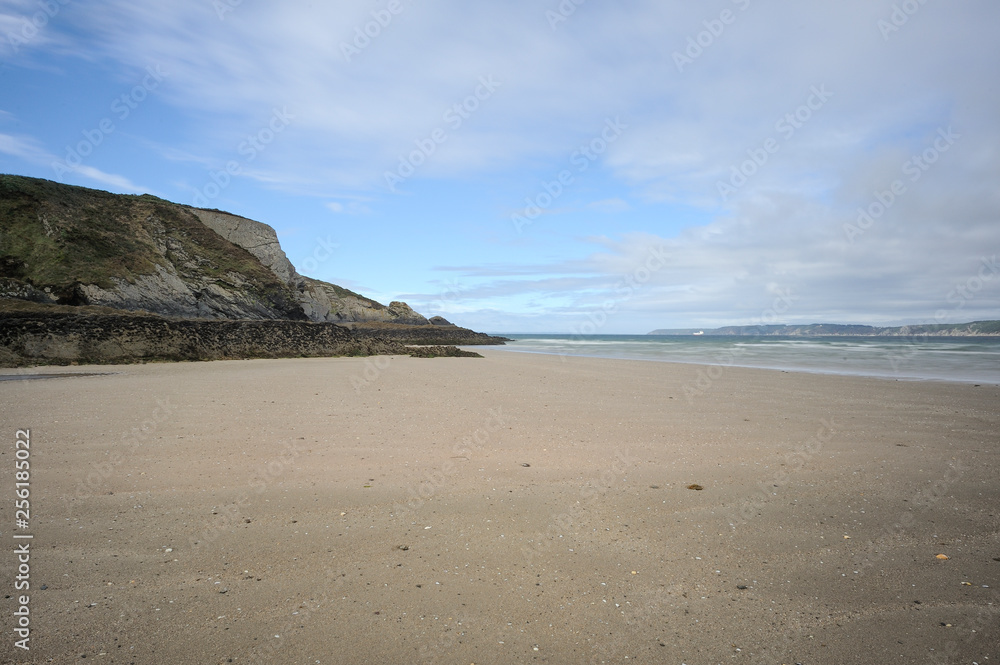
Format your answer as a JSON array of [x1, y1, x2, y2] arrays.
[[0, 175, 290, 304], [1, 175, 160, 287]]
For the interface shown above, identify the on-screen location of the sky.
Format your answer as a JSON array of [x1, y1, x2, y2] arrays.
[[1, 0, 998, 333]]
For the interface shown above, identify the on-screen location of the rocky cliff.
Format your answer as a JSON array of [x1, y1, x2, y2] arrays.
[[0, 175, 430, 325]]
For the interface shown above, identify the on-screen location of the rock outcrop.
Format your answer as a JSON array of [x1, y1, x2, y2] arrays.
[[189, 210, 431, 325], [292, 279, 428, 325], [75, 262, 302, 320], [0, 175, 435, 326], [346, 321, 508, 346], [0, 175, 507, 367], [189, 208, 297, 284], [0, 305, 487, 367]]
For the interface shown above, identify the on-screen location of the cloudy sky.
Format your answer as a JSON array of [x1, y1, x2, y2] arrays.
[[2, 0, 998, 333]]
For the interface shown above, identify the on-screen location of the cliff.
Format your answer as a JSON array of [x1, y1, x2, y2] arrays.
[[0, 175, 430, 325], [0, 174, 509, 366]]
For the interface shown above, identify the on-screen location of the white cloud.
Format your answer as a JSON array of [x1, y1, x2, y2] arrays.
[[0, 0, 77, 57], [69, 164, 146, 193], [0, 131, 147, 193], [3, 1, 998, 329], [54, 1, 997, 210], [325, 200, 371, 215], [0, 132, 43, 161], [410, 183, 999, 332]]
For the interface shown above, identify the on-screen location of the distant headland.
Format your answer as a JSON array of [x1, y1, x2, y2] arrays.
[[648, 322, 1000, 337]]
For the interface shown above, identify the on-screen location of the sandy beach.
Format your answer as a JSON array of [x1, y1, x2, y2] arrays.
[[1, 351, 997, 664]]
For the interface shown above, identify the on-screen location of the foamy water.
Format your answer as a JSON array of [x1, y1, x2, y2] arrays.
[[483, 335, 1000, 384]]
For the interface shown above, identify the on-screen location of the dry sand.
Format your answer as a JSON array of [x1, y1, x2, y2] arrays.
[[1, 350, 998, 664]]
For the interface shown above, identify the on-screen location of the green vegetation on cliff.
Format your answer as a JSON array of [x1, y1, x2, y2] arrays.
[[0, 175, 506, 365], [0, 174, 294, 311]]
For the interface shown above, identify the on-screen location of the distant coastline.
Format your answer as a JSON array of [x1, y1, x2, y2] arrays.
[[497, 333, 1000, 383], [647, 321, 1000, 337]]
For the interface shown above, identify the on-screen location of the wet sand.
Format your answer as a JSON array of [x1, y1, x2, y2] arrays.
[[1, 351, 998, 663]]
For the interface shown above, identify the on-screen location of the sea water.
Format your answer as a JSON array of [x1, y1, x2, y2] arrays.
[[484, 334, 1000, 384]]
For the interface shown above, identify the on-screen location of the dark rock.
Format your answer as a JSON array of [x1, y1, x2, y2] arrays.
[[348, 322, 509, 346], [0, 306, 490, 367]]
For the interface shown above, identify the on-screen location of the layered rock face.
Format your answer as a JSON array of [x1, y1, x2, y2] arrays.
[[189, 210, 431, 325], [76, 262, 302, 320], [0, 175, 429, 325], [0, 175, 507, 367], [293, 279, 429, 325], [190, 208, 298, 284]]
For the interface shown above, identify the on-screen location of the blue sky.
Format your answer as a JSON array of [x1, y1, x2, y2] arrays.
[[1, 0, 998, 333]]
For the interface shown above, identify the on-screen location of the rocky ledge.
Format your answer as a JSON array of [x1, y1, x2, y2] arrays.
[[0, 304, 497, 367], [346, 321, 510, 346]]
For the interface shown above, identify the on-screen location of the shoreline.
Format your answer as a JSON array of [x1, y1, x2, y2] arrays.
[[2, 351, 997, 663], [482, 335, 1000, 385], [7, 348, 996, 386], [478, 345, 1000, 385]]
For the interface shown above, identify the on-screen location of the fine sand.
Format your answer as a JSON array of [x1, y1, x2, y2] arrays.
[[1, 351, 998, 664]]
